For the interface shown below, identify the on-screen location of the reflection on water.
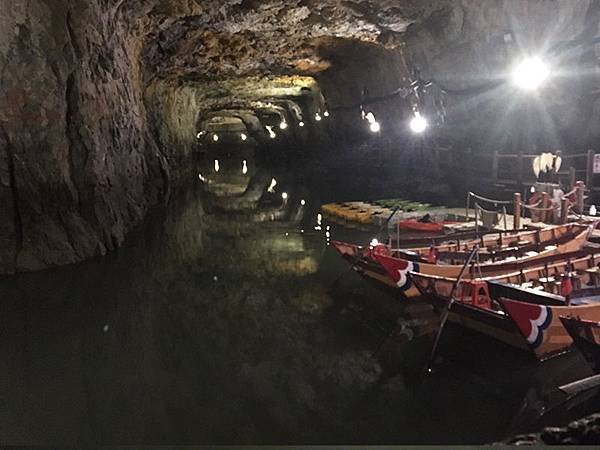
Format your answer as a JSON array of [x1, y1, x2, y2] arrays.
[[0, 156, 599, 444]]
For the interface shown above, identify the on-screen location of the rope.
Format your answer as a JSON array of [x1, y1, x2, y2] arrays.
[[519, 200, 558, 212], [468, 192, 512, 205]]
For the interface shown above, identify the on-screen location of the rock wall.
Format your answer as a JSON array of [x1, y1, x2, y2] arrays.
[[0, 0, 166, 273]]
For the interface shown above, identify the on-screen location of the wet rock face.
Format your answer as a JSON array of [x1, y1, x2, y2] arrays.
[[0, 1, 165, 273]]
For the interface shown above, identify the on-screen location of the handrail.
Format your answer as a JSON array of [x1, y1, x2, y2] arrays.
[[467, 192, 512, 205]]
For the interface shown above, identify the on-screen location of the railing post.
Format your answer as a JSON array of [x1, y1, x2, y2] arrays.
[[541, 191, 550, 223], [513, 192, 521, 230], [587, 149, 594, 187], [561, 197, 569, 224], [517, 149, 523, 186], [576, 181, 585, 214], [569, 166, 576, 191], [492, 150, 499, 181]]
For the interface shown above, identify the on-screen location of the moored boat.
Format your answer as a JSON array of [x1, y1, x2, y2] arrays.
[[411, 262, 600, 360], [559, 317, 600, 371], [373, 223, 593, 297]]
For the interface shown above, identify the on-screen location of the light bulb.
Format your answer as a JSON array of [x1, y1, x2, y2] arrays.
[[300, 199, 306, 206], [279, 121, 288, 130], [365, 112, 375, 124], [299, 121, 305, 127], [212, 133, 219, 142], [214, 159, 220, 172], [369, 121, 381, 133], [370, 238, 379, 246], [240, 133, 247, 141], [323, 111, 330, 117], [267, 177, 277, 193], [409, 112, 427, 134], [512, 57, 549, 91], [281, 192, 288, 200], [242, 160, 248, 175], [315, 113, 322, 121]]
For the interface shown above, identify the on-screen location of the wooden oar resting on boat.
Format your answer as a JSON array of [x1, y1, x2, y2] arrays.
[[410, 251, 600, 360], [332, 223, 594, 298], [560, 317, 600, 372]]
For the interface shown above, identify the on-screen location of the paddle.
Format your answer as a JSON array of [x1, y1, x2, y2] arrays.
[[328, 205, 401, 291], [424, 244, 480, 374]]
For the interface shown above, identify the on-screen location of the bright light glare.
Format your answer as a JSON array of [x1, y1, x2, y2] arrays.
[[315, 113, 322, 121], [267, 177, 277, 193], [365, 112, 376, 124], [300, 199, 306, 206], [279, 121, 288, 130], [240, 133, 247, 141], [196, 131, 206, 139], [409, 112, 427, 134], [198, 173, 206, 182], [323, 111, 330, 117], [370, 238, 379, 246], [214, 159, 220, 172], [369, 121, 381, 133], [242, 160, 248, 175], [212, 133, 219, 142], [299, 121, 305, 127], [512, 57, 549, 91], [281, 192, 288, 200]]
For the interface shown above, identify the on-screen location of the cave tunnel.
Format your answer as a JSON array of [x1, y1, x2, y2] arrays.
[[2, 0, 600, 445]]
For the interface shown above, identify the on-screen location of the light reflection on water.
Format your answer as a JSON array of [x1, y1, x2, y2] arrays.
[[0, 171, 598, 444]]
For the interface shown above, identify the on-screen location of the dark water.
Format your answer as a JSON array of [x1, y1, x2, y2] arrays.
[[0, 164, 598, 444]]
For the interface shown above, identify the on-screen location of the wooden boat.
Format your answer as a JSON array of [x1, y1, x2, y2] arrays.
[[372, 223, 593, 297], [411, 257, 600, 360], [559, 317, 600, 372]]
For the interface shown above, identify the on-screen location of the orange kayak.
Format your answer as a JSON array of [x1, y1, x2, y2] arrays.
[[397, 220, 445, 232]]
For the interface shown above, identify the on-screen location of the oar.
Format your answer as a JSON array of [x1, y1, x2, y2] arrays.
[[329, 206, 401, 290], [425, 245, 480, 374]]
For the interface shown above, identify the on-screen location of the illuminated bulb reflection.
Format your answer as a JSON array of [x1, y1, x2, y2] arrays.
[[212, 133, 219, 142], [242, 160, 248, 175], [282, 192, 288, 200], [267, 177, 277, 193], [317, 213, 322, 225], [365, 112, 376, 124], [214, 159, 220, 173], [323, 111, 330, 117], [265, 125, 276, 139], [198, 173, 206, 182], [240, 133, 247, 141], [196, 131, 206, 139], [300, 199, 306, 206], [299, 121, 305, 127], [279, 121, 288, 130], [315, 113, 322, 121], [369, 121, 381, 133]]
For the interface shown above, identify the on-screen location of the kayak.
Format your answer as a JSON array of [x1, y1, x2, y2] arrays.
[[397, 220, 445, 233]]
